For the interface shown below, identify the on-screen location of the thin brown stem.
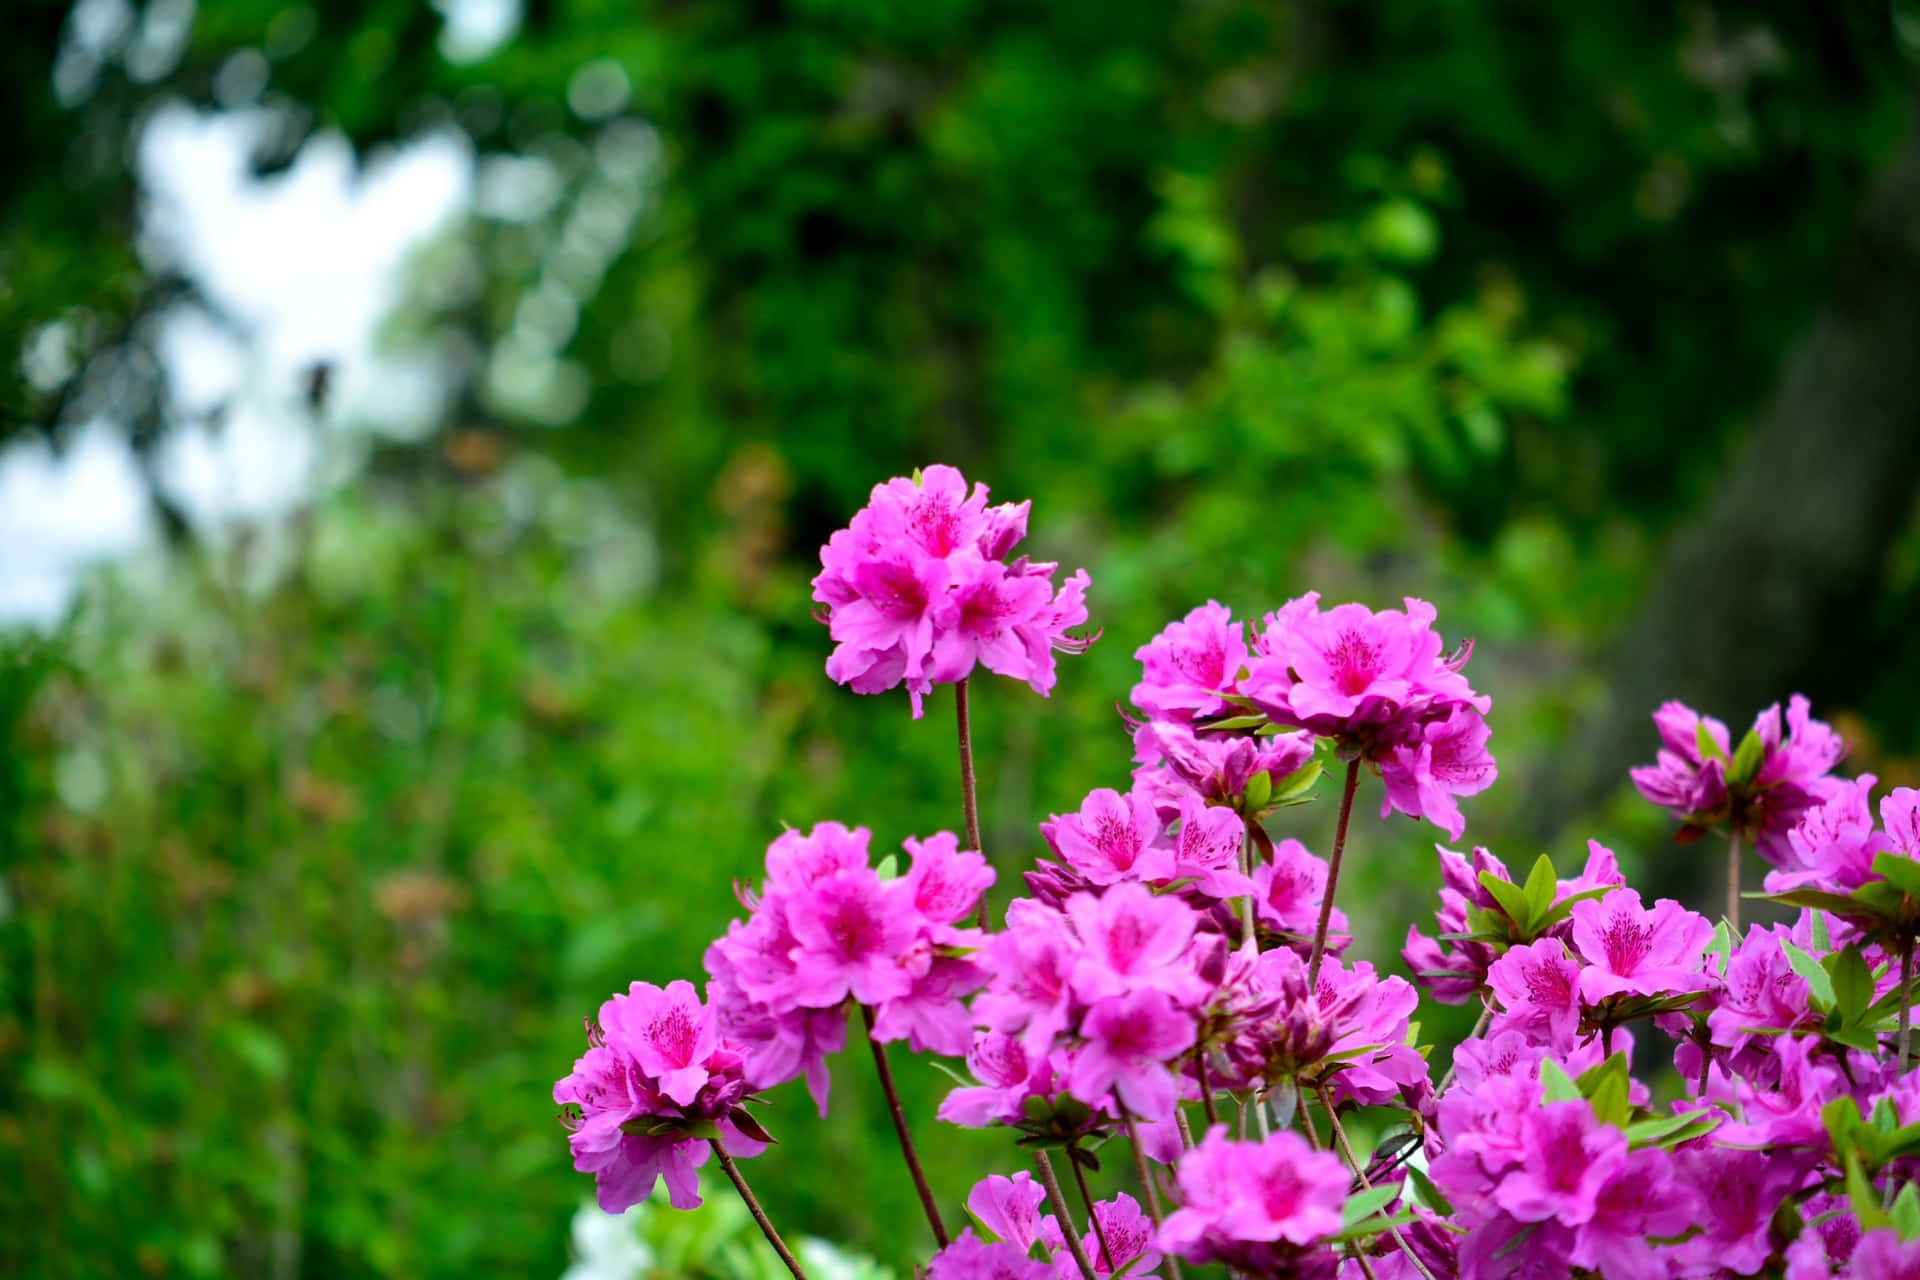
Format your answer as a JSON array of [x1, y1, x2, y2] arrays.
[[1726, 828, 1743, 933], [1901, 940, 1914, 1073], [955, 677, 988, 928], [860, 1004, 948, 1246], [1195, 1049, 1220, 1129], [1119, 1109, 1181, 1280], [1296, 1084, 1322, 1151], [1068, 1151, 1113, 1272], [1316, 1087, 1437, 1280], [711, 1141, 810, 1280], [1308, 759, 1362, 987], [1034, 1150, 1099, 1280], [1174, 1107, 1196, 1150]]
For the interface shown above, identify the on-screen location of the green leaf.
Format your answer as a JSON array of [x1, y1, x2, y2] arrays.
[[1783, 940, 1837, 1009], [1810, 908, 1832, 952], [1728, 728, 1764, 785], [1891, 1182, 1920, 1243], [1696, 721, 1726, 762], [1404, 1164, 1455, 1216], [1533, 886, 1616, 934], [1242, 770, 1272, 812], [1271, 760, 1323, 802], [1871, 852, 1920, 899], [1763, 889, 1869, 916], [1846, 1153, 1893, 1232], [1479, 872, 1534, 931], [1625, 1110, 1722, 1149], [1828, 945, 1876, 1025], [1539, 1060, 1581, 1104], [1522, 855, 1558, 919], [1707, 919, 1733, 969], [1341, 1183, 1401, 1227], [874, 854, 899, 880], [1199, 714, 1269, 732]]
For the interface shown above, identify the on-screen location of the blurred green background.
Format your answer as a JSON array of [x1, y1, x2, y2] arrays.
[[5, 2, 1920, 1276]]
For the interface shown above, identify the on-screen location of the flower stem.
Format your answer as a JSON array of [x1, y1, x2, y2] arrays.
[[1726, 828, 1743, 933], [1034, 1150, 1099, 1280], [1316, 1086, 1437, 1280], [711, 1141, 810, 1280], [1901, 939, 1914, 1073], [1308, 758, 1362, 987], [860, 1004, 948, 1247], [956, 677, 988, 928], [1068, 1150, 1113, 1272], [1119, 1108, 1181, 1280], [1195, 1048, 1220, 1129]]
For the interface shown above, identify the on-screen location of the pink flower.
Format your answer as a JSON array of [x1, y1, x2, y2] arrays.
[[927, 1230, 1056, 1280], [1130, 719, 1315, 815], [1568, 1148, 1697, 1280], [902, 831, 996, 934], [1158, 1127, 1346, 1268], [1045, 1194, 1163, 1279], [813, 465, 1094, 717], [1485, 939, 1582, 1050], [1066, 884, 1203, 1004], [939, 1032, 1057, 1128], [1041, 788, 1174, 886], [1767, 774, 1886, 893], [1568, 889, 1714, 1003], [1132, 601, 1248, 720], [1067, 989, 1197, 1120], [617, 979, 720, 1106], [786, 870, 917, 1007], [1490, 1100, 1627, 1224], [553, 981, 766, 1213], [967, 1172, 1048, 1252], [1170, 793, 1250, 898], [973, 900, 1079, 1052], [1845, 1229, 1920, 1280], [1631, 695, 1847, 863], [1377, 704, 1496, 840], [1253, 838, 1348, 951]]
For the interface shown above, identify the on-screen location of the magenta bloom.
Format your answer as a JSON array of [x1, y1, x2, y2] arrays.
[[1043, 1193, 1163, 1279], [1491, 1100, 1627, 1225], [1767, 774, 1887, 893], [967, 1172, 1048, 1253], [1067, 989, 1197, 1120], [1132, 601, 1248, 720], [1485, 938, 1583, 1050], [1631, 695, 1846, 864], [814, 465, 1094, 717], [786, 870, 917, 1007], [939, 1031, 1057, 1128], [1130, 719, 1315, 815], [1377, 703, 1496, 841], [553, 981, 766, 1213], [927, 1230, 1056, 1280], [1041, 788, 1174, 886], [1170, 793, 1250, 898], [1402, 845, 1514, 1003], [1158, 1127, 1345, 1268], [1568, 889, 1714, 1004], [1841, 1229, 1920, 1280], [1253, 838, 1348, 950], [1066, 884, 1203, 1004], [973, 901, 1079, 1052]]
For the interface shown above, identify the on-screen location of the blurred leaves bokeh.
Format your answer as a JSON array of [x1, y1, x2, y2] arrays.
[[4, 1, 1919, 1276]]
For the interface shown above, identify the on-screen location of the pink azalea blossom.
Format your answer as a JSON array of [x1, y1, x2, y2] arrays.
[[967, 1172, 1048, 1253], [1631, 695, 1847, 863], [1130, 719, 1315, 815], [814, 465, 1094, 717], [1491, 1100, 1627, 1225], [1158, 1127, 1346, 1268], [1066, 884, 1203, 1004], [1042, 1193, 1162, 1279], [1253, 838, 1348, 951], [1377, 703, 1496, 841], [1041, 787, 1174, 886], [1170, 793, 1250, 898], [553, 981, 767, 1213], [1485, 939, 1582, 1050], [1067, 989, 1197, 1120], [1568, 889, 1715, 1004], [1132, 601, 1248, 720], [927, 1230, 1056, 1280]]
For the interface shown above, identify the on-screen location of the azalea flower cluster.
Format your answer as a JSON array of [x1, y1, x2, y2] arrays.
[[811, 464, 1094, 717], [1133, 598, 1494, 840], [555, 467, 1920, 1280]]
